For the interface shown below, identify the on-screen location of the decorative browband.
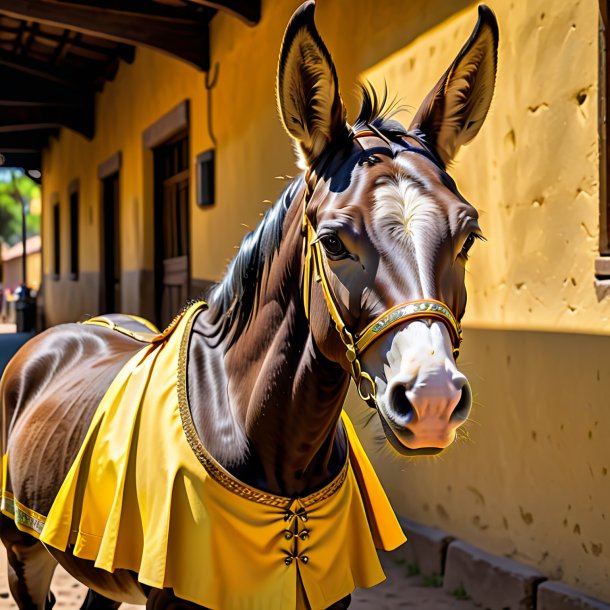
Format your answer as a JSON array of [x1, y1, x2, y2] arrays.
[[355, 299, 462, 355]]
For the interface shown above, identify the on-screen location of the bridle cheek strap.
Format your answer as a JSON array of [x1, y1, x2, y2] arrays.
[[302, 213, 377, 407]]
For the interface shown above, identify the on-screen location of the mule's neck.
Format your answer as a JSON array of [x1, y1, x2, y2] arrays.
[[189, 184, 350, 497]]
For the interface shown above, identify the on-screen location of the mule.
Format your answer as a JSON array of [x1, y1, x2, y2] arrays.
[[0, 2, 498, 608]]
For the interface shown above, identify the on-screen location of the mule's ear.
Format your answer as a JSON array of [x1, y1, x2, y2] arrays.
[[277, 1, 349, 169], [409, 5, 499, 167]]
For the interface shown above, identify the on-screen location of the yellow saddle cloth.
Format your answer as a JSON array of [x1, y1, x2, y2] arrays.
[[22, 302, 405, 609]]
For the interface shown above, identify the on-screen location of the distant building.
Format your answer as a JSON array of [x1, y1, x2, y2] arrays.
[[1, 235, 41, 293]]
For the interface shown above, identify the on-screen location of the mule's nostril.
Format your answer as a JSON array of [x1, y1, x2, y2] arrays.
[[450, 382, 472, 422], [451, 371, 468, 392], [389, 384, 416, 423]]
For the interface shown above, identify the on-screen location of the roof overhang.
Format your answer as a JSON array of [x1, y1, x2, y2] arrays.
[[0, 0, 261, 171]]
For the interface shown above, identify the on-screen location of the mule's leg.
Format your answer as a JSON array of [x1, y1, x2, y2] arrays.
[[0, 516, 57, 610], [79, 589, 121, 610]]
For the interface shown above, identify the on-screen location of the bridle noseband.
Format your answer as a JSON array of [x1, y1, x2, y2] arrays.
[[301, 129, 463, 409]]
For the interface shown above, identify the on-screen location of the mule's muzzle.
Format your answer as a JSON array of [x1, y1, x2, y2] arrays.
[[378, 375, 472, 455]]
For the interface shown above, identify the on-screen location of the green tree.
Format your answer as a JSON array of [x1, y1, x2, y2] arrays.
[[0, 169, 41, 247]]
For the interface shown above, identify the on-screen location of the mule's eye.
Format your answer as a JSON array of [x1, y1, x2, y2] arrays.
[[460, 233, 478, 259], [319, 234, 348, 259]]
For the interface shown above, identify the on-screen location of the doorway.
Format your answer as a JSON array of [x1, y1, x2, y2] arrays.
[[154, 132, 190, 328], [100, 172, 120, 313]]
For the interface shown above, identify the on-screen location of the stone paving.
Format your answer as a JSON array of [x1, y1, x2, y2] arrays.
[[0, 547, 479, 609]]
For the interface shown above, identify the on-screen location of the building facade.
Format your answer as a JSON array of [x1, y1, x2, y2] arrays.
[[1, 235, 41, 294]]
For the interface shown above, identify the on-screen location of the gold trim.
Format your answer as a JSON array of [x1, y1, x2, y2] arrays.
[[127, 314, 160, 334], [176, 305, 349, 509], [83, 307, 207, 345], [83, 317, 159, 344], [1, 491, 46, 536]]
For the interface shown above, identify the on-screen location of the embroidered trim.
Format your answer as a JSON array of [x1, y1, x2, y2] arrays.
[[83, 318, 160, 344], [177, 305, 349, 509], [1, 491, 46, 536]]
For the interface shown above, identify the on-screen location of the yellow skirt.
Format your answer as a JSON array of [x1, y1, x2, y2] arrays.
[[7, 302, 406, 609]]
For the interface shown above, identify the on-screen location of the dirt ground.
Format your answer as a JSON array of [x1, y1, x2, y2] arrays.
[[0, 547, 478, 609]]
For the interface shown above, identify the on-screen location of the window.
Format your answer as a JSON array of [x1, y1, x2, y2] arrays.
[[598, 2, 610, 277], [100, 172, 121, 313], [69, 181, 79, 280], [98, 152, 122, 313], [52, 202, 60, 280], [196, 149, 215, 207]]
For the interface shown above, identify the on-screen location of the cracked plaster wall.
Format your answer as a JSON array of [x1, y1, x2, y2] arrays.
[[365, 0, 602, 334]]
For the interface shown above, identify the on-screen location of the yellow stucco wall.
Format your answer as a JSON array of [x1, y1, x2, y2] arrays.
[[42, 48, 212, 323], [365, 0, 603, 337], [41, 0, 609, 599]]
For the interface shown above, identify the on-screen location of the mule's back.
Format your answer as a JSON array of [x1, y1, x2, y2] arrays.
[[0, 319, 151, 517]]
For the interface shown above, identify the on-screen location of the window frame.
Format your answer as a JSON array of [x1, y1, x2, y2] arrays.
[[196, 149, 215, 207], [597, 2, 610, 278], [52, 199, 60, 281], [68, 179, 79, 281]]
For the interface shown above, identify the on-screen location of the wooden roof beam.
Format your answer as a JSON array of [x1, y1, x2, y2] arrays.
[[51, 28, 77, 65], [0, 65, 88, 102], [0, 130, 56, 153], [3, 23, 136, 65], [41, 0, 214, 24], [0, 151, 41, 171], [0, 0, 209, 70], [0, 105, 94, 139], [0, 46, 90, 87], [11, 19, 26, 52], [189, 0, 260, 25], [16, 21, 37, 56]]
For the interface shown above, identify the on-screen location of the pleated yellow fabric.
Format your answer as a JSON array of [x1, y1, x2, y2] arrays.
[[36, 302, 406, 609]]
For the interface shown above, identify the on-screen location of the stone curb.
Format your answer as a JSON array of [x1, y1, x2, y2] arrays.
[[442, 540, 545, 610], [394, 519, 610, 609], [395, 516, 454, 576], [537, 581, 610, 610]]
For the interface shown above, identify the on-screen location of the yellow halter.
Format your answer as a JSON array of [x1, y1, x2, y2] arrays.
[[301, 131, 463, 408]]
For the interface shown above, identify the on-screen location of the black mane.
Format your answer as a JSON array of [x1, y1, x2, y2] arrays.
[[206, 177, 303, 345], [353, 82, 407, 136], [206, 85, 406, 346]]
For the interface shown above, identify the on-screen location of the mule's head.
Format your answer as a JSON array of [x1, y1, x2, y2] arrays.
[[277, 2, 498, 455]]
